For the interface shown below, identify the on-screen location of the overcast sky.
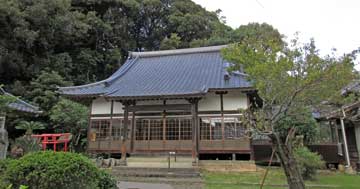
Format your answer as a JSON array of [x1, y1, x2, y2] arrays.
[[193, 0, 360, 59]]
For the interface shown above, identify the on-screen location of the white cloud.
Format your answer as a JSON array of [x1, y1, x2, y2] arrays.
[[193, 0, 360, 61]]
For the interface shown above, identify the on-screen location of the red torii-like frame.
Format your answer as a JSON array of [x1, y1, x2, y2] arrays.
[[32, 133, 71, 152]]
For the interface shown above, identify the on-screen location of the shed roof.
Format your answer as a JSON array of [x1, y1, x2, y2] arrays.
[[59, 45, 253, 100], [0, 88, 42, 114]]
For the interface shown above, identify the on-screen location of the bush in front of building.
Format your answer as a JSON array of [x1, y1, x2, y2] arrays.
[[294, 146, 325, 180], [1, 151, 116, 189]]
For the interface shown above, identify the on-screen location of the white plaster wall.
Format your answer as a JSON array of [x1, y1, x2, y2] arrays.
[[223, 91, 248, 110], [91, 91, 248, 114], [198, 92, 220, 111], [113, 101, 124, 114], [91, 97, 124, 114], [199, 91, 248, 111]]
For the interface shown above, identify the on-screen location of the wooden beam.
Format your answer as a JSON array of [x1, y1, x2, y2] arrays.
[[127, 104, 191, 112]]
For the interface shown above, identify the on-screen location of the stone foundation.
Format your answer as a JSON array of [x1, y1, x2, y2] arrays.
[[198, 160, 258, 172]]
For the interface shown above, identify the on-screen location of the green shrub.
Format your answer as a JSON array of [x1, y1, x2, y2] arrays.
[[294, 147, 325, 180], [97, 170, 117, 189], [2, 151, 116, 189], [0, 159, 9, 188]]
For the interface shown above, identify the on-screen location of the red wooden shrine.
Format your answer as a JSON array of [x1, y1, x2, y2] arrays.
[[32, 133, 71, 152]]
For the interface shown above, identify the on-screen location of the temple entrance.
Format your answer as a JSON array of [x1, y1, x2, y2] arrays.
[[134, 117, 193, 153]]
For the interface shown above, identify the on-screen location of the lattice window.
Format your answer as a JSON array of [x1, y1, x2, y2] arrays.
[[180, 118, 192, 140], [149, 119, 163, 140], [210, 118, 223, 140], [166, 118, 178, 140], [224, 117, 245, 139], [136, 119, 150, 140], [90, 119, 132, 141], [200, 118, 211, 140], [90, 120, 110, 140], [111, 119, 122, 140]]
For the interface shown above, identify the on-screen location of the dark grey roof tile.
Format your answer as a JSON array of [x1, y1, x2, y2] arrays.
[[59, 45, 253, 99]]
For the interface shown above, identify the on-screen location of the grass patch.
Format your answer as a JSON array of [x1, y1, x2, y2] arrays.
[[203, 167, 360, 189]]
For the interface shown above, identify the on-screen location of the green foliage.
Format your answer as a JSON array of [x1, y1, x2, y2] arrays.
[[28, 71, 71, 114], [50, 99, 89, 149], [0, 0, 227, 139], [160, 33, 181, 50], [275, 108, 319, 144], [2, 151, 116, 189], [0, 95, 15, 114], [0, 87, 16, 114], [223, 23, 357, 187], [15, 121, 44, 135], [294, 147, 325, 180], [223, 24, 357, 133]]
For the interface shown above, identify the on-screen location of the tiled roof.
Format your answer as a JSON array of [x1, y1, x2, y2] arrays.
[[59, 45, 253, 100], [0, 88, 42, 114]]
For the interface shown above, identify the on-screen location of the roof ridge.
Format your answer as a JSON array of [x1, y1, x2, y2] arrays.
[[129, 45, 228, 58], [104, 56, 139, 86], [58, 80, 106, 91], [59, 57, 140, 92]]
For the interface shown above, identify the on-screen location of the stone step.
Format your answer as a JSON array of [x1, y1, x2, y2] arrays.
[[117, 176, 203, 184], [117, 177, 204, 189], [112, 167, 201, 178]]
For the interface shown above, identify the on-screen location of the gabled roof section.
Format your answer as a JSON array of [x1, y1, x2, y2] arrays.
[[59, 45, 253, 100], [0, 88, 42, 114]]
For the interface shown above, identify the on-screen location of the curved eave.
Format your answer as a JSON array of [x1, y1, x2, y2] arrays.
[[105, 92, 207, 101], [208, 87, 255, 92], [59, 93, 103, 99]]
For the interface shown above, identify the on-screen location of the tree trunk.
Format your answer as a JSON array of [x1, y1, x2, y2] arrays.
[[272, 135, 305, 189]]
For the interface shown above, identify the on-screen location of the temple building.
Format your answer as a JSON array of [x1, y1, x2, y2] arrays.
[[0, 87, 42, 159], [59, 45, 257, 161]]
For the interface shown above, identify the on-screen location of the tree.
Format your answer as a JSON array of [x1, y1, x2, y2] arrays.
[[50, 99, 89, 150], [0, 95, 15, 114], [160, 33, 181, 50], [275, 108, 319, 145], [222, 23, 357, 189], [28, 71, 71, 114], [15, 121, 45, 136]]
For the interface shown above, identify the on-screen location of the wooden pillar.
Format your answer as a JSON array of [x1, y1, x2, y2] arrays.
[[162, 100, 167, 147], [188, 98, 200, 162], [340, 118, 351, 167], [215, 91, 227, 146], [130, 105, 136, 153], [108, 100, 114, 151], [220, 93, 225, 143], [121, 101, 130, 161], [147, 120, 151, 151], [354, 125, 360, 164], [178, 119, 181, 141]]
